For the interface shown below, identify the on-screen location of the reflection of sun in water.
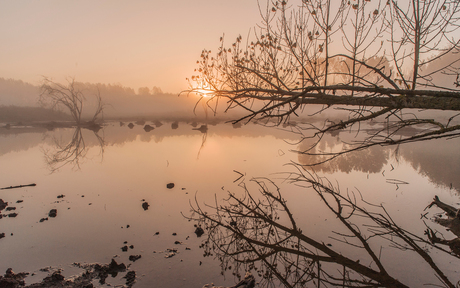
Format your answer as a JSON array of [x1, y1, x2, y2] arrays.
[[196, 88, 213, 97]]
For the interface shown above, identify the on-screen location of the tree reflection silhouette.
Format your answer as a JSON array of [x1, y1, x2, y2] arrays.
[[43, 127, 105, 173], [189, 171, 459, 287], [295, 130, 460, 192], [297, 132, 389, 174]]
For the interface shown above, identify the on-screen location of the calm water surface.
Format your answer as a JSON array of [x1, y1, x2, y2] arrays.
[[0, 121, 459, 287]]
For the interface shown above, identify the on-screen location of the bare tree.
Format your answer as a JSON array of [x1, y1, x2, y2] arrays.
[[185, 0, 460, 166], [40, 77, 104, 130], [188, 171, 460, 287]]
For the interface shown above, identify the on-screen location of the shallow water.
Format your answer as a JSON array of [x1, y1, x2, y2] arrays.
[[0, 120, 459, 287]]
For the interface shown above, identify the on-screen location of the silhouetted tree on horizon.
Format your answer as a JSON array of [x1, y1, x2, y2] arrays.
[[39, 77, 104, 130]]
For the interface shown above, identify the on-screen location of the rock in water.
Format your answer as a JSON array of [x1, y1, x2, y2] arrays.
[[143, 124, 154, 132], [124, 271, 136, 287], [195, 226, 204, 237], [128, 255, 141, 262], [48, 209, 57, 218], [0, 199, 7, 210]]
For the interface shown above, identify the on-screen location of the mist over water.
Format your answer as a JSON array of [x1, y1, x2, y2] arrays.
[[0, 118, 459, 287]]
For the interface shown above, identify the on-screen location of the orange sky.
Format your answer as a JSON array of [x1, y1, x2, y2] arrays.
[[0, 1, 261, 93]]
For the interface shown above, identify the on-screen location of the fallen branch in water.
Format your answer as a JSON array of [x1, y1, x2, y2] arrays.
[[1, 183, 36, 190]]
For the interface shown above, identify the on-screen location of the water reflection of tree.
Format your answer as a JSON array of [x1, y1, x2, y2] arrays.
[[297, 132, 389, 174], [44, 127, 105, 173], [194, 125, 208, 159], [295, 131, 460, 192], [189, 172, 459, 287]]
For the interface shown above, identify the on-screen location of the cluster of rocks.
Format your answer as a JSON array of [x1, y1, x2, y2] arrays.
[[0, 199, 19, 220], [119, 120, 210, 134], [0, 181, 216, 287], [0, 259, 136, 288]]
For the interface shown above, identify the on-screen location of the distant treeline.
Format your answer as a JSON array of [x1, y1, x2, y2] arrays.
[[0, 78, 40, 106], [0, 77, 214, 119], [0, 105, 72, 123], [0, 77, 252, 121], [0, 77, 176, 107]]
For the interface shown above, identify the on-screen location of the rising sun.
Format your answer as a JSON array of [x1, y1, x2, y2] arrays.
[[194, 85, 215, 97]]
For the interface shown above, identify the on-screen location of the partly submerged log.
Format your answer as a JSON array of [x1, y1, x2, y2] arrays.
[[1, 184, 36, 190]]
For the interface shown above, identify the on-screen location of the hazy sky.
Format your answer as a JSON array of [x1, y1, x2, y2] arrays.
[[0, 1, 262, 93]]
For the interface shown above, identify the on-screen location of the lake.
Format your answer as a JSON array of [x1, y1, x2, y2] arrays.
[[0, 119, 459, 287]]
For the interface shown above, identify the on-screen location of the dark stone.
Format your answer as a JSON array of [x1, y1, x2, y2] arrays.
[[16, 200, 23, 204], [0, 277, 18, 288], [49, 209, 57, 218], [57, 194, 65, 199], [121, 246, 128, 252], [5, 207, 16, 211], [0, 233, 4, 239], [128, 123, 134, 129], [154, 120, 163, 127], [171, 121, 178, 130], [43, 271, 65, 282], [174, 241, 182, 245], [135, 120, 145, 126], [164, 248, 178, 258], [195, 227, 205, 237], [0, 199, 7, 211], [154, 231, 159, 235], [193, 125, 208, 133], [0, 268, 28, 288], [167, 183, 175, 189], [143, 125, 154, 132], [129, 245, 134, 249], [83, 122, 102, 133], [124, 271, 136, 287], [128, 255, 141, 262], [7, 213, 17, 218], [172, 232, 177, 236], [142, 202, 149, 211], [39, 217, 48, 222], [107, 259, 126, 276]]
